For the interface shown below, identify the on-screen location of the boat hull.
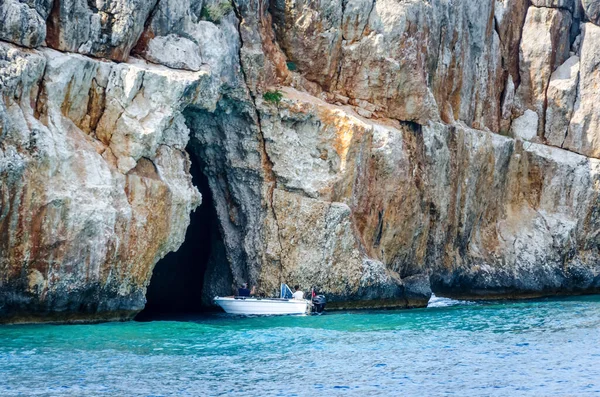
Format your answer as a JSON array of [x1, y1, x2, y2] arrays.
[[214, 297, 309, 315]]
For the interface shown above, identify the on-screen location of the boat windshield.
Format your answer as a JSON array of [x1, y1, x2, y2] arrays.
[[280, 284, 294, 299]]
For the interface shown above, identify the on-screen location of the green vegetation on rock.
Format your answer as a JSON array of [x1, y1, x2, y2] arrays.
[[201, 1, 233, 23], [263, 90, 283, 104]]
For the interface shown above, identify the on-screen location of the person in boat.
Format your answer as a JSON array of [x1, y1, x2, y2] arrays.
[[292, 285, 304, 300], [237, 283, 255, 297]]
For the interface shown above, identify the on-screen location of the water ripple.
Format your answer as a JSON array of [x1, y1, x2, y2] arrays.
[[1, 296, 600, 396]]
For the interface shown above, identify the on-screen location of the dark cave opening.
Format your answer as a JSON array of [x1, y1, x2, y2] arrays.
[[136, 146, 221, 320]]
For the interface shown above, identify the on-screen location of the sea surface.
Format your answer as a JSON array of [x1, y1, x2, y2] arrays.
[[1, 295, 600, 396]]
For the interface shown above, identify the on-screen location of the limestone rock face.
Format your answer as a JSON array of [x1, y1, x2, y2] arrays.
[[2, 0, 600, 323], [143, 35, 204, 72], [132, 0, 242, 86], [531, 0, 575, 12], [270, 0, 342, 90], [271, 0, 506, 128], [582, 0, 600, 25], [258, 90, 600, 301], [511, 109, 539, 142], [563, 23, 600, 158], [545, 55, 579, 147], [0, 41, 208, 322], [45, 0, 159, 61], [516, 6, 571, 135], [0, 0, 52, 47], [495, 0, 530, 85]]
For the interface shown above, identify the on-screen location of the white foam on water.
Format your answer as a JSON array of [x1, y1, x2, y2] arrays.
[[427, 293, 475, 308]]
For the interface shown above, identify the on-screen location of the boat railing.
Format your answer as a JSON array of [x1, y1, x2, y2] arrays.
[[233, 296, 293, 301]]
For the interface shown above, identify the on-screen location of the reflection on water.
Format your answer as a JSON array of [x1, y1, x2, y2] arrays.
[[1, 296, 600, 396]]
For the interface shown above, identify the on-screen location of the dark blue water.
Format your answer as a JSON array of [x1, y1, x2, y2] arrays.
[[1, 295, 600, 396]]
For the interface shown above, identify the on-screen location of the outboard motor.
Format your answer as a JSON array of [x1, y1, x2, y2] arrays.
[[312, 294, 326, 314]]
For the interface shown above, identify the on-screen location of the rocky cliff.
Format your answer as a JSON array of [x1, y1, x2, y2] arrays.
[[1, 0, 600, 323]]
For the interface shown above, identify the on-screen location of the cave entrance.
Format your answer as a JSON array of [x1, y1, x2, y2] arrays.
[[136, 146, 221, 320]]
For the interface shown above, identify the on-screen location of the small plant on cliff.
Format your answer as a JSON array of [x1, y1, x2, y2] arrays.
[[263, 90, 283, 105], [201, 1, 233, 23]]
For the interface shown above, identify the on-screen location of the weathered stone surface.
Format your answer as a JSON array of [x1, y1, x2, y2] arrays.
[[270, 0, 506, 130], [511, 109, 539, 141], [341, 0, 373, 43], [45, 0, 159, 61], [430, 0, 505, 131], [531, 0, 575, 12], [133, 0, 242, 86], [429, 128, 600, 297], [270, 191, 388, 303], [516, 6, 572, 134], [582, 0, 600, 25], [495, 0, 530, 85], [0, 42, 207, 322], [545, 55, 579, 147], [0, 0, 52, 47], [258, 89, 600, 299], [563, 23, 600, 158], [143, 35, 204, 71], [500, 75, 516, 132], [270, 0, 342, 91], [256, 92, 430, 305], [334, 0, 439, 124]]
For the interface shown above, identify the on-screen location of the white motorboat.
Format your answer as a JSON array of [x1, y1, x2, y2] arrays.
[[214, 284, 310, 315], [213, 297, 309, 315]]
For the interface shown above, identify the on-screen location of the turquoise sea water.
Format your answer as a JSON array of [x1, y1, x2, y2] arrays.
[[1, 296, 600, 396]]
